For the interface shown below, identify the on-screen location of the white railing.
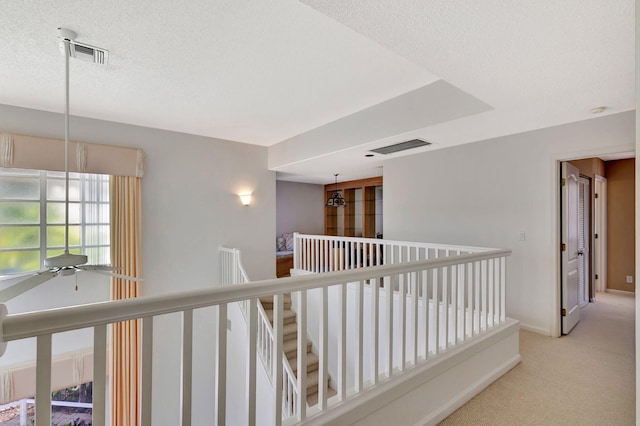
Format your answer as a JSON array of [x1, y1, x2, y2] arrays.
[[220, 247, 299, 419], [0, 243, 511, 426], [294, 233, 492, 273]]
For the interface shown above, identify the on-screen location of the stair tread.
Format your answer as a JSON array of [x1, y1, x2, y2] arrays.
[[264, 309, 296, 324], [288, 352, 319, 374], [283, 338, 312, 354], [260, 294, 292, 304], [306, 386, 337, 407]]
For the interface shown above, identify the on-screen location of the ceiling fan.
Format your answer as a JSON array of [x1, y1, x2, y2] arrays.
[[0, 28, 141, 303]]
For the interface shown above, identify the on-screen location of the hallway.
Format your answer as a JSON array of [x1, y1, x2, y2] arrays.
[[440, 291, 635, 425]]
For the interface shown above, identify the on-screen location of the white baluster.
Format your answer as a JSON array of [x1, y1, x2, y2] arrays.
[[355, 280, 364, 392], [141, 317, 153, 426], [486, 259, 496, 328], [181, 310, 193, 426], [338, 283, 347, 399], [246, 299, 257, 426], [93, 324, 107, 426], [215, 305, 227, 426], [35, 334, 51, 426], [399, 272, 406, 370], [296, 291, 307, 420], [318, 286, 329, 410], [411, 271, 418, 364], [451, 265, 457, 346], [501, 256, 507, 322], [386, 274, 393, 376], [433, 267, 439, 354], [272, 295, 283, 426], [442, 266, 449, 350], [371, 276, 379, 384]]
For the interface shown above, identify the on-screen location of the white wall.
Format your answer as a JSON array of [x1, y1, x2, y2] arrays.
[[276, 180, 324, 236], [384, 111, 635, 335], [0, 103, 276, 424]]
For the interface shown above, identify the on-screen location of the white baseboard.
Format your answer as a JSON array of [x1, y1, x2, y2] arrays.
[[518, 323, 551, 336], [605, 289, 635, 297]]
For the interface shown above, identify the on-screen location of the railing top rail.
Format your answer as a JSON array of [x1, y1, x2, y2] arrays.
[[0, 248, 511, 344], [294, 233, 495, 253]]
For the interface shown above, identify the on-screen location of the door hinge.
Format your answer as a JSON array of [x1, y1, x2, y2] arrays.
[[595, 233, 598, 239], [562, 308, 567, 316], [595, 193, 599, 198], [562, 178, 566, 187], [595, 274, 599, 279], [561, 243, 566, 251]]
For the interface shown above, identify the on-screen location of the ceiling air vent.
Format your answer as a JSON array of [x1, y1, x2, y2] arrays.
[[59, 32, 109, 66], [370, 139, 431, 155], [68, 41, 108, 65]]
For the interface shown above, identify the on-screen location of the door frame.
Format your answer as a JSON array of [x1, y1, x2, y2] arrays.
[[551, 146, 634, 337], [594, 175, 607, 293]]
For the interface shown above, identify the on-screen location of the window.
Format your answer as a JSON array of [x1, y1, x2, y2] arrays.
[[0, 168, 110, 275]]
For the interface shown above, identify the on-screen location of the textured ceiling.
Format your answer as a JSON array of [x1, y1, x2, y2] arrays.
[[0, 0, 435, 146], [0, 1, 635, 184]]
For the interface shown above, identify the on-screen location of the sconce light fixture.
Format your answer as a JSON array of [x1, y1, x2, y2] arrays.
[[239, 193, 252, 206]]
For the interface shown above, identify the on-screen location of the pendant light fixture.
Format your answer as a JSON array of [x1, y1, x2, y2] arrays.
[[326, 174, 346, 207]]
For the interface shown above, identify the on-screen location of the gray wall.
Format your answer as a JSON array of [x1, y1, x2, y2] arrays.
[[276, 180, 324, 237], [384, 111, 635, 335], [0, 103, 276, 425]]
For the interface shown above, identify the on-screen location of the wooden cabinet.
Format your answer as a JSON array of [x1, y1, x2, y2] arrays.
[[324, 176, 382, 238]]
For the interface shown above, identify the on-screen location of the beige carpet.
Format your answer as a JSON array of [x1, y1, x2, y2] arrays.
[[439, 291, 635, 425]]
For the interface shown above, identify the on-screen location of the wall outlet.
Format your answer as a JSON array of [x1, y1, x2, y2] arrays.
[[626, 276, 633, 284], [518, 231, 526, 241]]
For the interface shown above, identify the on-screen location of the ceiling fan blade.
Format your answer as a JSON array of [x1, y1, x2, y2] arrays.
[[0, 271, 58, 302], [0, 271, 46, 282], [82, 270, 144, 282], [78, 265, 123, 272]]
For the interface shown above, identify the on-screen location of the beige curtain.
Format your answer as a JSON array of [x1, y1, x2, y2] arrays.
[[109, 176, 142, 426]]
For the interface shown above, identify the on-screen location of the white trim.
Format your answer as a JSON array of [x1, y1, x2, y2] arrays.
[[518, 323, 551, 336]]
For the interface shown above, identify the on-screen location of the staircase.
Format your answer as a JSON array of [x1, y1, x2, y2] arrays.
[[260, 293, 336, 406]]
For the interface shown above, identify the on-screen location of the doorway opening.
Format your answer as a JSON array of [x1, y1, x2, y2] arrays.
[[558, 155, 635, 335]]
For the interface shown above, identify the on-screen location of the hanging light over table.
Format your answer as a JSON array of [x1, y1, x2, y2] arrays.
[[326, 174, 346, 207]]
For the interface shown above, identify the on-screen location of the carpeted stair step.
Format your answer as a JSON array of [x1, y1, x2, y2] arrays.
[[283, 338, 312, 359], [288, 352, 319, 375], [264, 309, 297, 325], [303, 370, 336, 406], [259, 294, 291, 310], [306, 385, 337, 407], [282, 322, 298, 342]]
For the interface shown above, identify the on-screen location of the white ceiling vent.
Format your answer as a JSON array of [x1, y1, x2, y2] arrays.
[[58, 28, 108, 66], [370, 138, 431, 155]]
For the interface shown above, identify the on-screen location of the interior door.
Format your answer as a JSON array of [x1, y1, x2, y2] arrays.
[[562, 162, 581, 334], [577, 177, 590, 308]]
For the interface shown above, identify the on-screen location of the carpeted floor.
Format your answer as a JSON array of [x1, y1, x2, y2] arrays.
[[439, 291, 635, 425]]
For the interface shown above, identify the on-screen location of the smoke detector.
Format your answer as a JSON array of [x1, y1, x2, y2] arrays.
[[58, 28, 108, 66]]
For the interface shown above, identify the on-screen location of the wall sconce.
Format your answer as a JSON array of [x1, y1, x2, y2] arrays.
[[239, 194, 252, 206]]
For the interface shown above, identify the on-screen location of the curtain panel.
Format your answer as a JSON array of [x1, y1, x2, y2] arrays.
[[109, 176, 143, 425]]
